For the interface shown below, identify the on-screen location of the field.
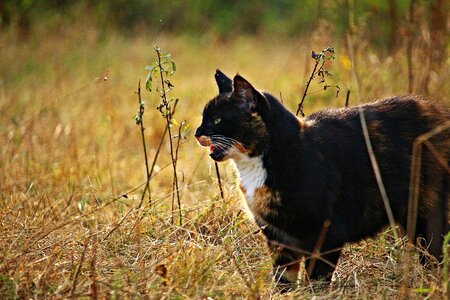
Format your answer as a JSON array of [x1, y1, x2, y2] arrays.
[[1, 8, 449, 299]]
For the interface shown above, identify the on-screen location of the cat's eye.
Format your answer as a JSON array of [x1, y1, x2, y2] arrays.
[[213, 118, 221, 125]]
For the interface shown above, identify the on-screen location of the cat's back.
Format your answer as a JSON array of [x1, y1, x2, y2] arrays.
[[304, 95, 450, 143], [299, 95, 450, 202], [298, 95, 449, 240]]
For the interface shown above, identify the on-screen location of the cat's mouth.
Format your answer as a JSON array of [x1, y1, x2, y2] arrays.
[[195, 135, 229, 161], [209, 144, 228, 161]]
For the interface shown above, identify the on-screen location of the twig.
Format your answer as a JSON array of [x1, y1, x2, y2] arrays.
[[269, 239, 339, 270], [297, 60, 319, 117], [155, 46, 182, 226], [306, 219, 331, 277], [103, 206, 135, 241], [37, 244, 61, 290], [296, 47, 337, 117], [135, 79, 152, 205], [89, 234, 98, 300], [407, 121, 450, 241], [214, 162, 224, 200], [358, 106, 399, 240], [423, 140, 450, 174], [407, 0, 416, 93], [345, 89, 351, 107], [443, 232, 450, 295], [173, 119, 186, 207], [71, 238, 90, 296], [346, 24, 398, 239], [1, 183, 146, 271], [137, 99, 179, 209]]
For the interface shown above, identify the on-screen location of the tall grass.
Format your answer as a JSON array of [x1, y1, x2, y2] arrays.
[[0, 17, 448, 298]]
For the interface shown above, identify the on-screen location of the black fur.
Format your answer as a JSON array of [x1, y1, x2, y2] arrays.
[[215, 69, 233, 94], [196, 71, 450, 287]]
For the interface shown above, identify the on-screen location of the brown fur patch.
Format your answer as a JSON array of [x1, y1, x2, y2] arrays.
[[368, 120, 388, 153], [282, 262, 300, 283], [249, 186, 281, 217], [233, 142, 253, 155], [269, 242, 301, 283], [416, 98, 435, 119], [297, 117, 315, 135], [368, 120, 382, 132], [239, 184, 247, 195], [297, 117, 306, 134]]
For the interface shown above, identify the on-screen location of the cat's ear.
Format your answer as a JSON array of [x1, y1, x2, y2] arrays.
[[232, 75, 260, 109], [215, 69, 232, 94]]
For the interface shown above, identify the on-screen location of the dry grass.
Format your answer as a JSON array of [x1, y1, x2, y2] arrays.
[[0, 20, 449, 299]]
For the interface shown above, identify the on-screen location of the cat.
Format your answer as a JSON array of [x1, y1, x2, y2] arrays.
[[195, 70, 450, 289]]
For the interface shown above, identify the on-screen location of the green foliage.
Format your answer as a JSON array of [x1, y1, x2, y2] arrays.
[[144, 50, 176, 93], [0, 0, 421, 51], [0, 274, 17, 300], [145, 47, 177, 120]]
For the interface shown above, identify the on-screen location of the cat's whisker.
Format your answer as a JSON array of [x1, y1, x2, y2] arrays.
[[210, 136, 248, 151], [212, 140, 244, 154], [210, 134, 246, 146], [211, 135, 236, 142]]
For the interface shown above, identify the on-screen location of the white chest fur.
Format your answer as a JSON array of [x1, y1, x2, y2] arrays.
[[232, 155, 267, 204]]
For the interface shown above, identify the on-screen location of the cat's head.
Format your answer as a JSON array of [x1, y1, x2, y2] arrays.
[[195, 70, 269, 162]]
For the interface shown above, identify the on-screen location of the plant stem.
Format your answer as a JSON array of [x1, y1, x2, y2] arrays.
[[296, 60, 319, 117], [407, 0, 416, 93], [307, 219, 331, 277], [137, 79, 152, 207], [138, 99, 178, 209], [345, 89, 351, 107], [214, 162, 224, 200], [155, 47, 182, 226]]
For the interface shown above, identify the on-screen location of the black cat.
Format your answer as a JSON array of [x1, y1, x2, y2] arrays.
[[195, 70, 450, 288]]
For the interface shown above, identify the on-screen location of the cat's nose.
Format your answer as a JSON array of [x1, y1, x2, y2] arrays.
[[196, 135, 211, 147], [194, 127, 204, 138]]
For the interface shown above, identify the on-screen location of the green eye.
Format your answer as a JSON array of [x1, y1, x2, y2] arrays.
[[213, 118, 221, 125]]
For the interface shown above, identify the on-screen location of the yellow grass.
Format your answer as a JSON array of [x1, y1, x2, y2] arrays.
[[0, 21, 449, 299]]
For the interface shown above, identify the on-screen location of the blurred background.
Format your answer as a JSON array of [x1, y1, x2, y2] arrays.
[[0, 1, 449, 297]]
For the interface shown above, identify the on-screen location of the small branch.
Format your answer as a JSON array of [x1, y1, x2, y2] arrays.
[[138, 99, 179, 209], [136, 79, 152, 206], [155, 47, 182, 226], [103, 206, 135, 241], [345, 89, 351, 107], [423, 140, 450, 175], [89, 236, 98, 300], [0, 183, 146, 272], [407, 141, 422, 243], [296, 47, 336, 117], [214, 162, 224, 200], [443, 232, 450, 295], [297, 60, 319, 117], [70, 238, 89, 296], [407, 121, 450, 241], [306, 219, 331, 277], [358, 107, 399, 240], [407, 0, 416, 93]]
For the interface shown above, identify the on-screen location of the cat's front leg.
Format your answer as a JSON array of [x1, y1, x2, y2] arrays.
[[304, 246, 342, 281], [268, 240, 301, 292]]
